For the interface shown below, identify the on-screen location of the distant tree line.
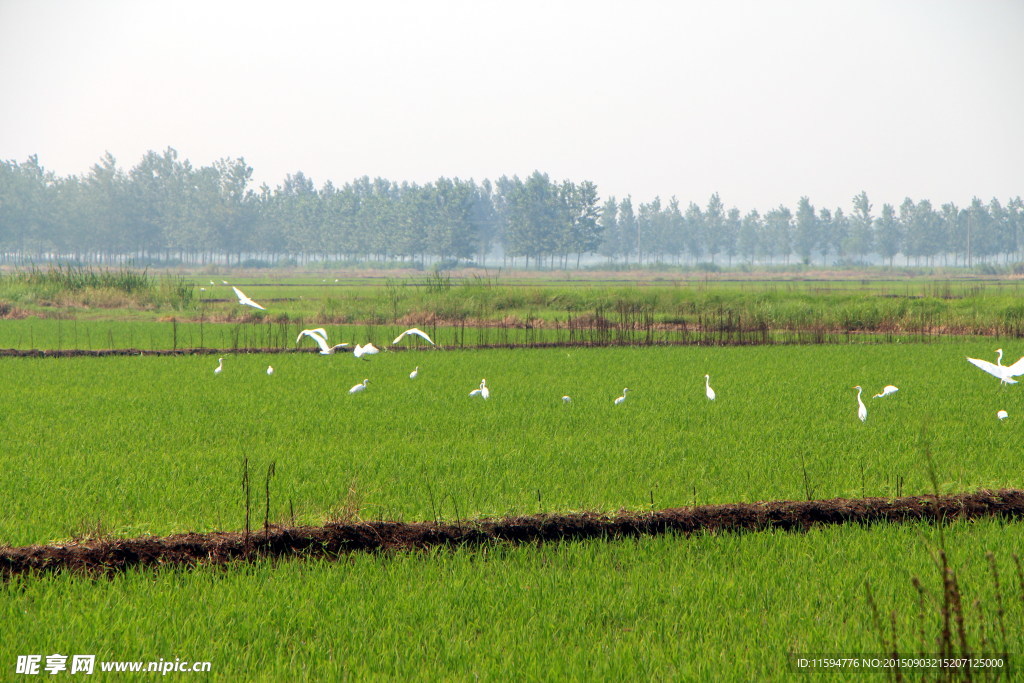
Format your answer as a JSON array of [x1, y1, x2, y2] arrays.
[[0, 148, 1020, 268]]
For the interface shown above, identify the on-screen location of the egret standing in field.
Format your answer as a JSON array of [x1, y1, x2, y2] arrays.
[[214, 357, 224, 375], [614, 388, 629, 406], [409, 366, 419, 379], [267, 366, 274, 376], [469, 379, 489, 399], [392, 328, 435, 346], [704, 374, 716, 401], [853, 386, 867, 422], [232, 286, 266, 311], [872, 385, 898, 398], [349, 379, 369, 394]]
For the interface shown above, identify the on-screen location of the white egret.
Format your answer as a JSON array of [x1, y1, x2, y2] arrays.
[[392, 328, 435, 346], [296, 329, 348, 355], [214, 357, 224, 375], [704, 374, 716, 401], [614, 388, 629, 405], [409, 366, 419, 379], [296, 327, 328, 342], [872, 385, 899, 398], [267, 366, 274, 375], [853, 386, 867, 422], [562, 395, 572, 403], [353, 343, 380, 360], [221, 280, 228, 284], [469, 379, 489, 398], [998, 409, 1009, 420], [966, 348, 1024, 385], [349, 378, 369, 394], [232, 286, 266, 311]]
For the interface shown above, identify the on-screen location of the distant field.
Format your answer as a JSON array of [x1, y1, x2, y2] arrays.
[[5, 269, 1024, 337], [5, 273, 1024, 352]]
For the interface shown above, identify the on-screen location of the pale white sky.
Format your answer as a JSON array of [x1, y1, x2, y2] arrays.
[[0, 0, 1021, 213]]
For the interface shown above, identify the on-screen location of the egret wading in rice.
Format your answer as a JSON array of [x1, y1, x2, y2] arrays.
[[267, 366, 274, 376], [614, 388, 628, 405], [872, 385, 898, 398], [853, 386, 867, 422], [704, 374, 716, 401], [409, 366, 419, 379], [469, 379, 489, 399], [214, 358, 223, 375]]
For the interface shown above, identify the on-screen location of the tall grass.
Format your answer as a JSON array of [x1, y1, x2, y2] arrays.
[[0, 265, 194, 310], [11, 264, 152, 293]]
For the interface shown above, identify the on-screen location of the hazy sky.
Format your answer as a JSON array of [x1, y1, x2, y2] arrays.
[[1, 0, 1021, 212]]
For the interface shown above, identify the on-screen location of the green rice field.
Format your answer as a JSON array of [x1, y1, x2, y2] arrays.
[[2, 343, 1023, 546], [2, 274, 1023, 678], [3, 522, 1022, 679]]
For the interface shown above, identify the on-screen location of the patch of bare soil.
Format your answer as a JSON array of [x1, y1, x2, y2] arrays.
[[2, 490, 1021, 578]]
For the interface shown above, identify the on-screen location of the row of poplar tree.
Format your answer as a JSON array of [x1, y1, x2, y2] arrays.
[[1, 148, 1020, 267]]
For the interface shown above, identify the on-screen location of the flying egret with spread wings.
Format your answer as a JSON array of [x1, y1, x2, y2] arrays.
[[232, 286, 266, 310], [353, 343, 380, 360], [296, 328, 349, 355], [392, 328, 435, 346], [966, 348, 1024, 385]]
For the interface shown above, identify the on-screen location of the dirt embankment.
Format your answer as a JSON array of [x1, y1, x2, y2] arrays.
[[2, 490, 1021, 578]]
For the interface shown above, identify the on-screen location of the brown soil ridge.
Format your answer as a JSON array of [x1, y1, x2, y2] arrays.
[[0, 336, 908, 358], [2, 489, 1021, 578]]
